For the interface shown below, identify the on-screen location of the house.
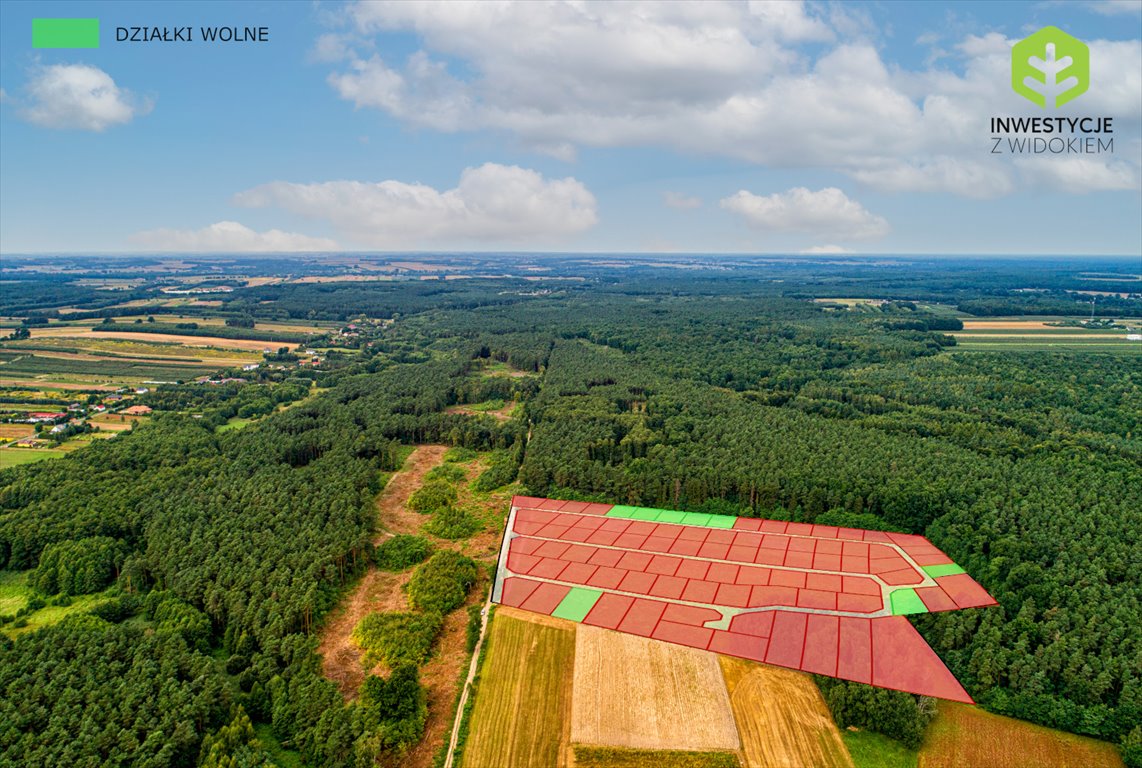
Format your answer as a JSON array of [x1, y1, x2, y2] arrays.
[[27, 412, 65, 423], [121, 405, 153, 416], [242, 363, 260, 371], [49, 424, 67, 435], [134, 387, 150, 395]]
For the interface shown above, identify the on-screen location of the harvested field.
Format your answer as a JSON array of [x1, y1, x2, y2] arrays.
[[959, 321, 1056, 330], [0, 424, 34, 440], [90, 414, 149, 432], [29, 328, 294, 352], [720, 656, 853, 768], [573, 745, 741, 767], [918, 702, 1124, 768], [463, 611, 576, 768], [571, 624, 740, 752]]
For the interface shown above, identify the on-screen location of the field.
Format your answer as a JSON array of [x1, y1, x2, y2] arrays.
[[843, 730, 916, 768], [917, 702, 1124, 768], [89, 413, 151, 432], [5, 336, 260, 363], [0, 448, 66, 468], [720, 656, 853, 768], [28, 327, 293, 352], [571, 623, 740, 752], [573, 746, 740, 767], [462, 610, 576, 768], [0, 424, 34, 440], [0, 352, 221, 384], [952, 317, 1141, 352]]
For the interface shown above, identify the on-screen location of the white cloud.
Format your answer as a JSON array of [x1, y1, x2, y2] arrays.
[[128, 221, 337, 252], [19, 64, 150, 131], [233, 163, 597, 248], [1089, 0, 1142, 15], [721, 187, 890, 240], [850, 157, 1015, 199], [1015, 156, 1140, 192], [801, 244, 852, 254], [323, 2, 1142, 198], [663, 191, 702, 209]]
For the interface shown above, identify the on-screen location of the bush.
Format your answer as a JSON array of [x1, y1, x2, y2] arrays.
[[407, 551, 479, 614], [817, 677, 936, 749], [465, 605, 483, 653], [444, 447, 478, 463], [88, 595, 140, 623], [424, 506, 482, 540], [352, 611, 444, 667], [472, 449, 519, 492], [408, 480, 458, 513], [361, 665, 428, 755], [426, 463, 466, 483], [374, 535, 433, 571]]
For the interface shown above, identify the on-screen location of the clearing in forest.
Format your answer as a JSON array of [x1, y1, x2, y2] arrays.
[[918, 702, 1124, 768], [570, 623, 740, 752], [720, 655, 853, 768], [462, 609, 576, 768], [317, 444, 448, 696]]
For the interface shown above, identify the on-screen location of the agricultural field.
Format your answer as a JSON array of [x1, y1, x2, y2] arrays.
[[89, 412, 150, 432], [0, 423, 34, 441], [571, 623, 740, 752], [27, 327, 292, 352], [720, 656, 853, 768], [0, 447, 66, 468], [952, 317, 1142, 351], [918, 702, 1125, 768], [462, 610, 576, 768], [573, 746, 740, 767]]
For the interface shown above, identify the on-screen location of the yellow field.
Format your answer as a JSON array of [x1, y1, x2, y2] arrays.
[[571, 624, 740, 753], [90, 413, 150, 432], [463, 611, 577, 768], [29, 327, 293, 352], [719, 656, 853, 768], [919, 702, 1124, 768], [959, 321, 1056, 330], [7, 336, 259, 362]]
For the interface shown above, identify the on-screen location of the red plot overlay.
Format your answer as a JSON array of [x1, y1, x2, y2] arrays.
[[494, 496, 998, 703]]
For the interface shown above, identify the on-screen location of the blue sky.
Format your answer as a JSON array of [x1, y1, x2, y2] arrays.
[[1, 0, 1139, 255]]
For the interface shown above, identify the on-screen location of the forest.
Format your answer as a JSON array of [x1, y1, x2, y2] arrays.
[[1, 260, 1139, 766]]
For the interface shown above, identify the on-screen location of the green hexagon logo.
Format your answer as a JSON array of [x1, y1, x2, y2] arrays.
[[1012, 26, 1089, 108]]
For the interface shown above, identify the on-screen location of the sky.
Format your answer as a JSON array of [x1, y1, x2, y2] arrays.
[[0, 0, 1140, 256]]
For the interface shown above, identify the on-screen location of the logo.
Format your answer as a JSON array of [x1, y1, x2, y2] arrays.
[[1012, 26, 1089, 108]]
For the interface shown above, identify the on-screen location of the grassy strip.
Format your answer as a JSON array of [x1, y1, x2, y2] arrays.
[[573, 746, 741, 768], [843, 730, 917, 768], [433, 603, 493, 768]]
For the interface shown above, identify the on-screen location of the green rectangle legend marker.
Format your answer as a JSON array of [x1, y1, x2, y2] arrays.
[[33, 18, 99, 49]]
